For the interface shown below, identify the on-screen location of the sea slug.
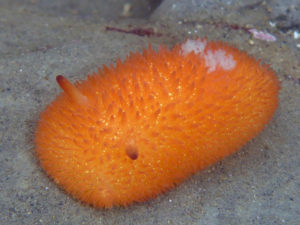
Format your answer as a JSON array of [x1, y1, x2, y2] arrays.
[[35, 38, 280, 208]]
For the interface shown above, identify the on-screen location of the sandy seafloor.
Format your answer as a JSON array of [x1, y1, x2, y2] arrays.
[[0, 0, 299, 224]]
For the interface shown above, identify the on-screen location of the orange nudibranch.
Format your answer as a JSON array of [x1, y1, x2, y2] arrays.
[[35, 39, 280, 208]]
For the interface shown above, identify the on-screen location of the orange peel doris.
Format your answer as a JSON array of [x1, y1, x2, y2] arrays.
[[35, 39, 280, 208]]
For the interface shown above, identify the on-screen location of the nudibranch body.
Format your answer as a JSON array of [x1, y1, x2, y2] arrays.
[[35, 39, 279, 208]]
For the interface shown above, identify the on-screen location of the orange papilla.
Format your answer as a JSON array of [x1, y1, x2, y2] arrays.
[[35, 40, 279, 208]]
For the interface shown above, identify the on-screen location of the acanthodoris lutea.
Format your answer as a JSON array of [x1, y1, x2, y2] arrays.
[[35, 39, 279, 208]]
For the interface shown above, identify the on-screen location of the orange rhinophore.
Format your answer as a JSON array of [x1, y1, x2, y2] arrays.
[[35, 39, 280, 208]]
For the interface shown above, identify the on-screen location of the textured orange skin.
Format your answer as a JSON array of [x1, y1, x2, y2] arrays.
[[35, 40, 279, 208]]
